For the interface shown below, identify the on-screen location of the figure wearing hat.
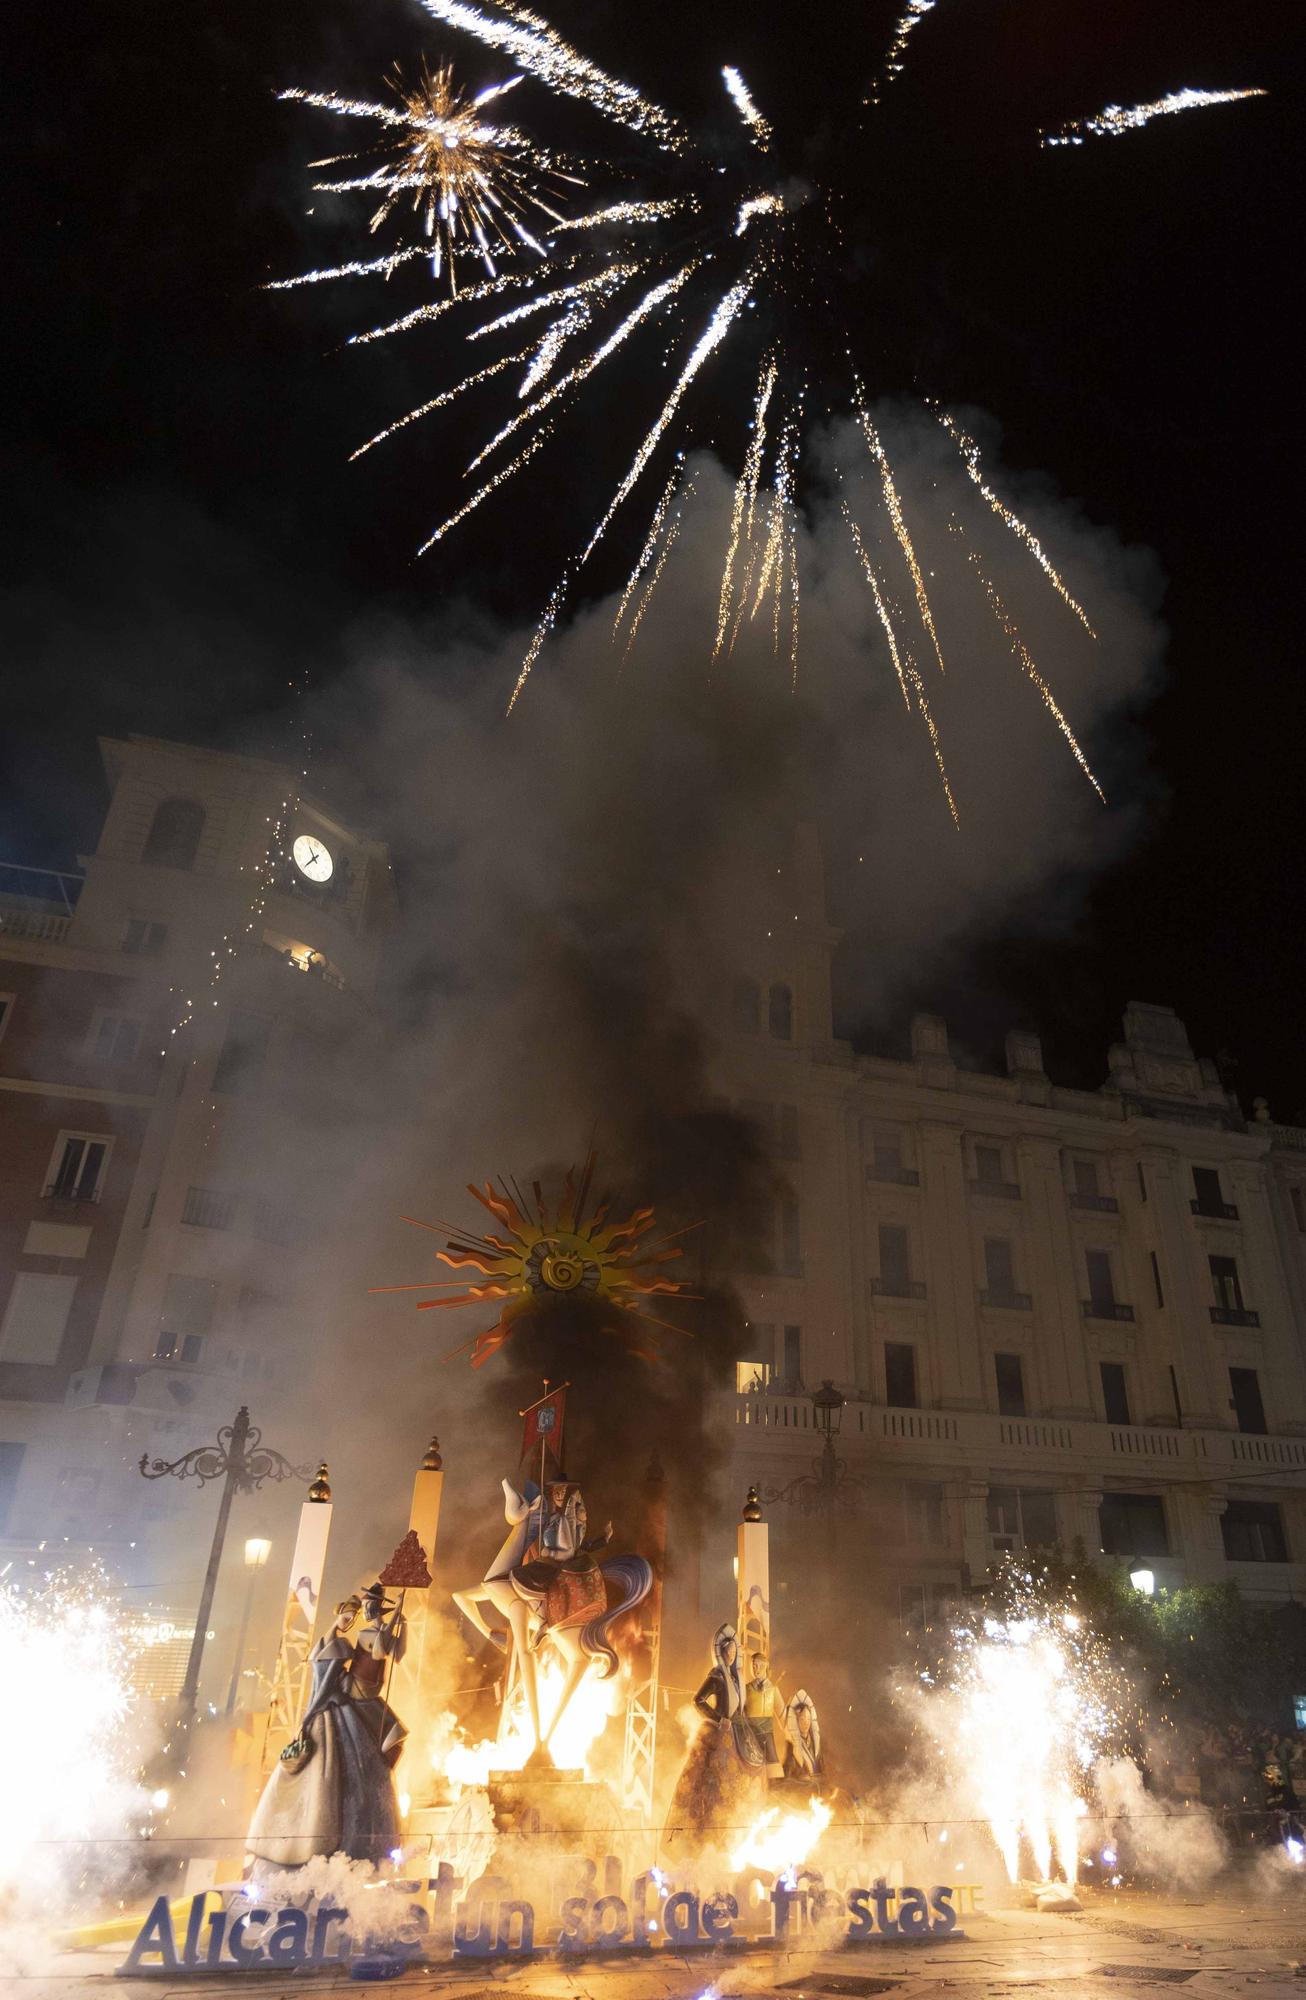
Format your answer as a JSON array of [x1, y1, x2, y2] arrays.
[[246, 1580, 407, 1866]]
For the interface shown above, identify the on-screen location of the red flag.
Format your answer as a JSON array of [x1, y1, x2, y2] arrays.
[[521, 1386, 567, 1473]]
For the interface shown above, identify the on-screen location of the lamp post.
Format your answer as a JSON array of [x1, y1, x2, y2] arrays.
[[765, 1381, 873, 1530], [225, 1535, 272, 1716], [139, 1405, 308, 1725]]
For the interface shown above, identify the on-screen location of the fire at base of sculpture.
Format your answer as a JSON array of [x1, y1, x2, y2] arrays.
[[451, 1466, 652, 1773]]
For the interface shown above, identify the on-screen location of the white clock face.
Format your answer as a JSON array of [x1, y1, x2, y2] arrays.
[[292, 833, 334, 883]]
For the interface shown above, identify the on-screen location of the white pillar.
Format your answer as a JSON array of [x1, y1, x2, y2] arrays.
[[262, 1463, 333, 1767], [392, 1436, 445, 1777]]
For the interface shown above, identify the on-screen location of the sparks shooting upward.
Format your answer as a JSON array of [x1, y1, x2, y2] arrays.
[[276, 1, 1264, 817]]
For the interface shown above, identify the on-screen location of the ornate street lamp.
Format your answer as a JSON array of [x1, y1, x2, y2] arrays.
[[139, 1406, 309, 1723], [765, 1380, 872, 1520]]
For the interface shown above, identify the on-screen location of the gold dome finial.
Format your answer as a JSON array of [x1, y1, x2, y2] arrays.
[[421, 1435, 443, 1471], [742, 1484, 762, 1523], [308, 1462, 331, 1503]]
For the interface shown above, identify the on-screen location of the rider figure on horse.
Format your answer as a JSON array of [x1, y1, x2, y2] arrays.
[[513, 1477, 613, 1642]]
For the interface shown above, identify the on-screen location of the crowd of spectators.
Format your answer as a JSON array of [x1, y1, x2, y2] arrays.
[[1196, 1720, 1305, 1830]]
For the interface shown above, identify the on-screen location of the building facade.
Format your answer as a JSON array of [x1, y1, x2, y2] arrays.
[[714, 829, 1306, 1627], [0, 735, 393, 1581], [5, 755, 1305, 1666]]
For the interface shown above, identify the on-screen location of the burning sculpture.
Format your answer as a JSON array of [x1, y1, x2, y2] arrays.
[[452, 1468, 651, 1766], [248, 1574, 411, 1865], [665, 1620, 764, 1846]]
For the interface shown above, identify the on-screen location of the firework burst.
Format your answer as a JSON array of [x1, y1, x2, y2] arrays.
[[282, 57, 580, 292], [0, 1568, 149, 1914], [914, 1577, 1129, 1885], [276, 6, 1264, 815]]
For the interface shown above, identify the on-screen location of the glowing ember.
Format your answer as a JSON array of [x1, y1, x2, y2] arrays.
[[728, 1795, 832, 1873]]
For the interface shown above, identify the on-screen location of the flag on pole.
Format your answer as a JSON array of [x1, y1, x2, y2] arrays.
[[521, 1384, 567, 1474]]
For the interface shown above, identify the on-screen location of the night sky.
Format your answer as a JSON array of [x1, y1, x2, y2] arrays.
[[5, 0, 1302, 1110]]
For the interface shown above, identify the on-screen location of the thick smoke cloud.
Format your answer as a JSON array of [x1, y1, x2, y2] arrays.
[[2, 406, 1164, 1689], [262, 398, 1164, 1597]]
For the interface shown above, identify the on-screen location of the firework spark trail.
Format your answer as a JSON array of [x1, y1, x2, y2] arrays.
[[750, 413, 799, 653], [351, 345, 533, 458], [418, 425, 552, 550], [519, 297, 588, 394], [348, 264, 549, 344], [843, 505, 909, 707], [466, 262, 697, 472], [941, 413, 1096, 635], [550, 198, 687, 233], [843, 503, 956, 820], [867, 0, 938, 101], [751, 489, 786, 628], [510, 278, 752, 706], [855, 390, 947, 674], [507, 571, 570, 712], [580, 275, 754, 562], [265, 244, 434, 290], [722, 66, 772, 147], [736, 193, 784, 236], [956, 527, 1106, 800], [614, 463, 684, 636], [279, 85, 409, 129], [467, 263, 632, 340], [786, 509, 801, 688], [744, 366, 776, 545], [714, 354, 778, 658], [1043, 85, 1266, 145], [417, 0, 685, 147], [904, 653, 958, 826], [622, 480, 692, 664]]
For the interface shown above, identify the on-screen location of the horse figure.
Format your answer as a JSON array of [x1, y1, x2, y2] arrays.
[[452, 1477, 651, 1763]]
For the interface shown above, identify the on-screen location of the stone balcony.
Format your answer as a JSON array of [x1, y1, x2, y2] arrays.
[[730, 1388, 1306, 1481], [0, 862, 83, 945]]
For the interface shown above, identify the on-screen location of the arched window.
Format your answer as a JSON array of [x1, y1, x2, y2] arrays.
[[768, 982, 794, 1041], [142, 798, 205, 871], [731, 977, 761, 1035]]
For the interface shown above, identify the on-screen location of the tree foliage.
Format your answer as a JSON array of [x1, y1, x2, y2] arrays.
[[984, 1547, 1306, 1731]]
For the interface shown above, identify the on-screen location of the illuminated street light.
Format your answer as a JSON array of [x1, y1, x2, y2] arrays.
[[139, 1406, 307, 1725], [225, 1533, 273, 1716], [1129, 1566, 1156, 1597]]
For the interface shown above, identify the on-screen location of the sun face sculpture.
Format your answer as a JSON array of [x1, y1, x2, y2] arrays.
[[373, 1154, 690, 1366]]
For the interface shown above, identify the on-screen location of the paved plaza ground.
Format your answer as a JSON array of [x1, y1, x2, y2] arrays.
[[14, 1877, 1305, 2000]]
